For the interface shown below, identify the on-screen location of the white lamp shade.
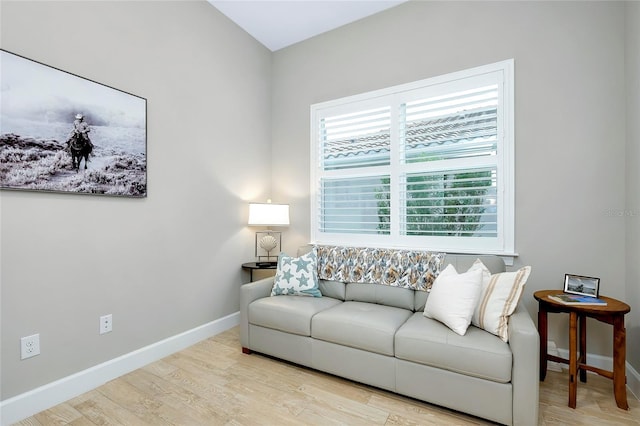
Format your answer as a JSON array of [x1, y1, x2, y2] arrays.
[[248, 203, 290, 227]]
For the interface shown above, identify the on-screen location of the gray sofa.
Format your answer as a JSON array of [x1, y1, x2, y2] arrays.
[[240, 252, 539, 425]]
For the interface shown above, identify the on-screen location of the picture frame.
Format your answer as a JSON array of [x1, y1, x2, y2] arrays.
[[0, 49, 147, 197], [564, 274, 600, 298]]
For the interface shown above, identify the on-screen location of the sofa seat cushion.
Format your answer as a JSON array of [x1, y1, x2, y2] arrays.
[[346, 283, 415, 310], [249, 296, 342, 336], [311, 301, 412, 356], [395, 312, 512, 383]]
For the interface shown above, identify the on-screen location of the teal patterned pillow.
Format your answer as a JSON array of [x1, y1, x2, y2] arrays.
[[271, 250, 322, 297]]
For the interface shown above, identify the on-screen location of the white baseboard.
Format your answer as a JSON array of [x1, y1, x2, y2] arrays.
[[557, 348, 640, 401], [0, 312, 240, 426]]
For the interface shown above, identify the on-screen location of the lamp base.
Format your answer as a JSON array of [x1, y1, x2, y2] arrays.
[[255, 231, 281, 260]]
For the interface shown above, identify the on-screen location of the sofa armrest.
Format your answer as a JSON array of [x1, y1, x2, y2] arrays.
[[508, 303, 540, 426], [240, 277, 274, 348]]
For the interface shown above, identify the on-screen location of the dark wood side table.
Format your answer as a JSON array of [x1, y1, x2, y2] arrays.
[[241, 262, 277, 282], [534, 289, 631, 410]]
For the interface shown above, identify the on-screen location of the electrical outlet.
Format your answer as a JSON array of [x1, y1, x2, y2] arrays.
[[100, 314, 113, 334], [21, 334, 40, 360]]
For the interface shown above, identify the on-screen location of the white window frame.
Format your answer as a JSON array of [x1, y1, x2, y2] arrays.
[[310, 60, 515, 259]]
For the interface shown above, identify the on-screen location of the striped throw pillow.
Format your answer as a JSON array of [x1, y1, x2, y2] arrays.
[[470, 259, 531, 342]]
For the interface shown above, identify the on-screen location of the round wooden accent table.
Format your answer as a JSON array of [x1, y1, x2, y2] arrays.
[[534, 289, 631, 410]]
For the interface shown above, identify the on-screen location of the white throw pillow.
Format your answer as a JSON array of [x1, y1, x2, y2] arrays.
[[423, 264, 483, 335], [470, 259, 531, 342]]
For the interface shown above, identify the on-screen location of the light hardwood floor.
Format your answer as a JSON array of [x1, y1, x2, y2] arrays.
[[14, 327, 640, 425]]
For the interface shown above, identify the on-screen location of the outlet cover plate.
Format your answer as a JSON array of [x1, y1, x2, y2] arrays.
[[21, 334, 40, 360], [100, 314, 113, 334]]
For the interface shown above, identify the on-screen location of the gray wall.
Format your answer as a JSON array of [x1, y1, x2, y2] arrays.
[[0, 1, 271, 399], [626, 1, 640, 373], [272, 1, 631, 361]]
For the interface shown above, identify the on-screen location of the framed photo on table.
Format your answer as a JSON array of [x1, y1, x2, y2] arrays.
[[564, 274, 600, 297]]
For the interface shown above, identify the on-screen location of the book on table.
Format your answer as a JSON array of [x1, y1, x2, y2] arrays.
[[548, 293, 607, 306]]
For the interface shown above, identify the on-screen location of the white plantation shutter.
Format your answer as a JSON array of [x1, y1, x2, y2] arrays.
[[320, 175, 390, 234], [311, 60, 514, 255], [401, 85, 498, 163], [315, 104, 392, 239], [321, 107, 391, 170], [400, 167, 498, 237]]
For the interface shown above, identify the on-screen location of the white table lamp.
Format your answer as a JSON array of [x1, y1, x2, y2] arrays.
[[248, 200, 289, 265]]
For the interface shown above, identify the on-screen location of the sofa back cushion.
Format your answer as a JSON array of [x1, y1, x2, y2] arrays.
[[319, 280, 346, 300], [346, 283, 415, 311]]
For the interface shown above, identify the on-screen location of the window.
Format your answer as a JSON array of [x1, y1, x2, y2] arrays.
[[310, 60, 514, 256]]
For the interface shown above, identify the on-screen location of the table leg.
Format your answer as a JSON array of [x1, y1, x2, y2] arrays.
[[538, 305, 548, 381], [579, 314, 587, 383], [612, 315, 629, 410], [569, 311, 578, 409]]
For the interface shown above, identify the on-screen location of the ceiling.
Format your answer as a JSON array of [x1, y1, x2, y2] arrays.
[[208, 1, 408, 51]]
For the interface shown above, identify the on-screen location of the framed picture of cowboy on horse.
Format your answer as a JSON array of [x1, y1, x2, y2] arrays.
[[0, 49, 147, 197]]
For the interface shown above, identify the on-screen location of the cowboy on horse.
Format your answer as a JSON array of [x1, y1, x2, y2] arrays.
[[65, 113, 94, 171], [66, 113, 94, 152]]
